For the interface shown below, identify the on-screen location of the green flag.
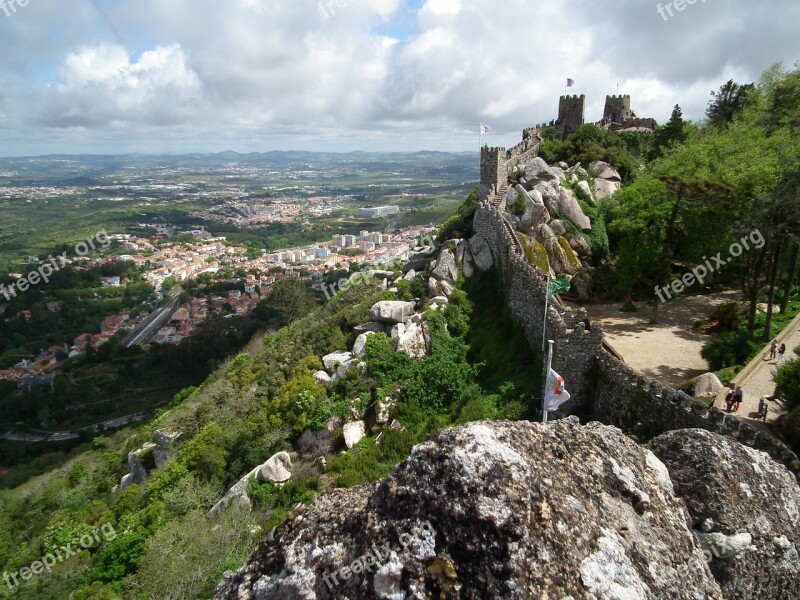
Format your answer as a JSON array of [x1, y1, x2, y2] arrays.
[[548, 278, 571, 297]]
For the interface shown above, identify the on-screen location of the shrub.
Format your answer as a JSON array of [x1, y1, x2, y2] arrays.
[[513, 191, 526, 216], [774, 359, 800, 411], [701, 330, 761, 370]]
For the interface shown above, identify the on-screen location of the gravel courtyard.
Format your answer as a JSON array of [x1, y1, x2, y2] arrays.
[[567, 290, 742, 387]]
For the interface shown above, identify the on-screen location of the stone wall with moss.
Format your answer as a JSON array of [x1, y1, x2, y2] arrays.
[[473, 202, 602, 404]]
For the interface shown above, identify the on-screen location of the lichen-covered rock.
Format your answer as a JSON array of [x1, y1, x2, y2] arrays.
[[468, 235, 494, 272], [431, 249, 458, 282], [152, 429, 183, 469], [369, 301, 415, 324], [120, 442, 156, 490], [215, 419, 722, 599], [556, 188, 591, 231], [257, 451, 293, 484], [396, 321, 429, 359], [322, 351, 355, 373], [343, 421, 366, 449], [649, 429, 800, 599], [352, 332, 374, 360], [693, 372, 725, 397]]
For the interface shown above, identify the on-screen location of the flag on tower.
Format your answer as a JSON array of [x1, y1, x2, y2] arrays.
[[544, 368, 571, 411], [480, 123, 491, 135], [566, 78, 575, 87]]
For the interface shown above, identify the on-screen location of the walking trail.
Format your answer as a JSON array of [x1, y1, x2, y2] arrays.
[[712, 311, 800, 427]]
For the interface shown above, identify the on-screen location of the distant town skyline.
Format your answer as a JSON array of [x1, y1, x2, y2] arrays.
[[0, 0, 798, 157]]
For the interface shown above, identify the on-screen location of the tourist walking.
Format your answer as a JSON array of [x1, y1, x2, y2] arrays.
[[724, 389, 735, 413], [778, 343, 786, 365], [768, 338, 778, 360], [732, 386, 743, 412]]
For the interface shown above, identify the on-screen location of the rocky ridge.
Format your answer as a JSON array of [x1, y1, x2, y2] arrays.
[[215, 419, 727, 599]]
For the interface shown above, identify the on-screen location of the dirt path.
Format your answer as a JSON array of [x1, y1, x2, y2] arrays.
[[567, 290, 740, 388]]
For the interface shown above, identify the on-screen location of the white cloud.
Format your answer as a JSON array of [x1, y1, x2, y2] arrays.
[[0, 0, 797, 155], [38, 44, 202, 128]]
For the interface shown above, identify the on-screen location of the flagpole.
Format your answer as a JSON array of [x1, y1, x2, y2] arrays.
[[543, 339, 554, 422], [542, 277, 549, 352]]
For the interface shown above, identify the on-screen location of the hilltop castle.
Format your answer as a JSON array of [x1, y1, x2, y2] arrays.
[[553, 94, 657, 139]]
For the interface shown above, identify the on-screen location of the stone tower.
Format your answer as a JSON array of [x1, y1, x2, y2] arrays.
[[603, 95, 632, 123], [555, 95, 585, 140]]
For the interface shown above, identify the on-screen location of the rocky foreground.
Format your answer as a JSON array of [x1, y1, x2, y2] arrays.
[[214, 419, 799, 599]]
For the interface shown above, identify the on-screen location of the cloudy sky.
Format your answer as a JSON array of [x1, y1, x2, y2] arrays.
[[0, 0, 798, 156]]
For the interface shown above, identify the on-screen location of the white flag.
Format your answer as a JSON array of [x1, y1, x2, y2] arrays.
[[544, 368, 570, 411], [480, 123, 491, 135]]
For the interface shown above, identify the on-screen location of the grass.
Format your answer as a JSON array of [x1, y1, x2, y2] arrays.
[[462, 269, 543, 399]]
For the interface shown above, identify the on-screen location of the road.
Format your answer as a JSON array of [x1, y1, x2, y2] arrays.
[[122, 291, 181, 348], [1, 410, 152, 443]]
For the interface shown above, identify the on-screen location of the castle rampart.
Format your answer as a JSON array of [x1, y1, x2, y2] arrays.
[[473, 128, 799, 477]]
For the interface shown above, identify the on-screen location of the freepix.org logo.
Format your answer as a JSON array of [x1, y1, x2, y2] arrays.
[[3, 523, 117, 589], [0, 0, 30, 18], [0, 229, 111, 301]]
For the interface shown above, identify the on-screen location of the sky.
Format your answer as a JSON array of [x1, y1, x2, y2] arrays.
[[0, 0, 798, 156]]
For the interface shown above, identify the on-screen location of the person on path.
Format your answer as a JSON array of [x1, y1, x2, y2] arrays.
[[724, 389, 735, 413], [768, 339, 778, 361], [778, 343, 787, 365], [758, 397, 769, 422], [733, 386, 743, 412]]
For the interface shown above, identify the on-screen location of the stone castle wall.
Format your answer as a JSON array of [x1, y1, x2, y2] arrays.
[[473, 203, 602, 403], [475, 129, 799, 476], [593, 351, 799, 472]]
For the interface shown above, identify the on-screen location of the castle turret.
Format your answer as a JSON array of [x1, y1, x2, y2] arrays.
[[555, 95, 585, 140], [603, 95, 632, 124]]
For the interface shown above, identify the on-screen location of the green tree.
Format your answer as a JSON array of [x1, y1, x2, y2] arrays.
[[648, 105, 688, 161], [706, 79, 754, 127]]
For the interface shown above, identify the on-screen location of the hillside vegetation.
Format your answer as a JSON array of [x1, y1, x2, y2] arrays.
[[1, 63, 799, 598]]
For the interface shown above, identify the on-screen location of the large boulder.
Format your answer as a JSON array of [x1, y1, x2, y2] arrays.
[[524, 157, 559, 183], [648, 429, 800, 599], [693, 373, 725, 397], [577, 180, 594, 203], [369, 301, 415, 324], [322, 351, 355, 373], [216, 419, 722, 599], [343, 421, 366, 450], [152, 429, 183, 469], [257, 451, 293, 484], [396, 321, 430, 359], [431, 249, 458, 283], [120, 442, 156, 490], [352, 332, 375, 360], [593, 177, 621, 200], [314, 370, 332, 387], [468, 236, 494, 272], [556, 188, 591, 230]]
